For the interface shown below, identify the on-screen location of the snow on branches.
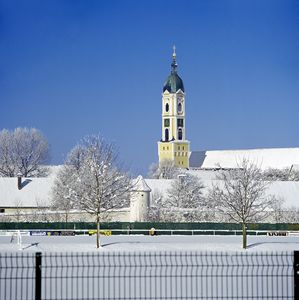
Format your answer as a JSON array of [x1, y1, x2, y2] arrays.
[[0, 128, 49, 177], [51, 135, 131, 248], [208, 159, 275, 248]]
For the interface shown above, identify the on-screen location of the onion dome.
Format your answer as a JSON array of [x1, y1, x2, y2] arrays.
[[163, 46, 185, 93]]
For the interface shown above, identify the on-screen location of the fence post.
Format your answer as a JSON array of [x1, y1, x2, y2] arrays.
[[294, 251, 299, 299], [35, 252, 42, 300]]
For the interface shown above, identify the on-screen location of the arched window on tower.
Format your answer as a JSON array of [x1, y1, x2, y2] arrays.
[[178, 128, 183, 140], [165, 129, 169, 141], [178, 102, 182, 113], [165, 103, 169, 112]]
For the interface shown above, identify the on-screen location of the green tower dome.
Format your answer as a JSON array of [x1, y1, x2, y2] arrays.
[[163, 46, 184, 93], [163, 73, 185, 93]]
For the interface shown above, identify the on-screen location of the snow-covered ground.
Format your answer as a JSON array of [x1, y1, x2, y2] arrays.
[[1, 234, 299, 252], [1, 234, 296, 299]]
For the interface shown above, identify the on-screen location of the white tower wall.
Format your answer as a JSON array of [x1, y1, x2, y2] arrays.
[[130, 176, 151, 222], [130, 191, 150, 222]]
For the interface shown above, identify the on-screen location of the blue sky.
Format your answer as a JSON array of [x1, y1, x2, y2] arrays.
[[1, 0, 298, 176]]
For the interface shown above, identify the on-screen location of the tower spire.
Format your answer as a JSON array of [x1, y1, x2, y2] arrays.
[[171, 45, 177, 74]]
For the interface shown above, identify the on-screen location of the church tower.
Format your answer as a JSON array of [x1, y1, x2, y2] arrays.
[[158, 47, 190, 169]]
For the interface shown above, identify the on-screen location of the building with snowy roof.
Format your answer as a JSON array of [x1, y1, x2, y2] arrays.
[[0, 170, 151, 223], [157, 49, 299, 173], [1, 168, 299, 223], [1, 48, 299, 223], [189, 148, 299, 170]]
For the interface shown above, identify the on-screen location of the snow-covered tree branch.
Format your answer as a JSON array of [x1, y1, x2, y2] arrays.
[[209, 159, 274, 249], [0, 128, 49, 177], [263, 167, 299, 181], [166, 174, 205, 208], [148, 159, 179, 179], [51, 135, 131, 248], [159, 174, 206, 222]]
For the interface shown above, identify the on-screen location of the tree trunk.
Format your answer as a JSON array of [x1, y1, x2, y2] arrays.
[[242, 222, 247, 249], [96, 215, 101, 248]]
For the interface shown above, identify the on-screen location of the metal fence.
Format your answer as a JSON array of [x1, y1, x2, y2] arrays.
[[0, 251, 297, 300]]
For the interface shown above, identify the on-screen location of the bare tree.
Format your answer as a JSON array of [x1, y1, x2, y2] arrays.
[[282, 207, 299, 223], [148, 189, 163, 222], [162, 174, 205, 221], [209, 159, 274, 249], [13, 198, 23, 222], [0, 128, 49, 177], [148, 159, 179, 179], [0, 129, 16, 177], [51, 165, 76, 223], [166, 174, 205, 207], [34, 198, 51, 222], [263, 167, 299, 181], [51, 144, 87, 223], [52, 135, 131, 248], [268, 196, 286, 223]]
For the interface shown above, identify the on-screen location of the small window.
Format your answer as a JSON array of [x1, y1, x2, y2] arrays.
[[163, 147, 165, 150], [178, 128, 183, 140], [164, 119, 170, 127], [178, 146, 180, 151], [165, 103, 169, 112], [165, 129, 169, 141], [167, 147, 169, 150], [177, 119, 184, 127], [0, 208, 5, 213], [182, 146, 184, 150], [178, 102, 182, 112]]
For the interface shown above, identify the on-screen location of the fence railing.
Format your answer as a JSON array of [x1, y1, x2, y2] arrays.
[[0, 251, 296, 299], [1, 228, 298, 237]]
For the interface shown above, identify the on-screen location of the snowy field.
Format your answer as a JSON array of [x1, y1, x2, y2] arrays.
[[1, 235, 297, 299], [0, 234, 299, 252]]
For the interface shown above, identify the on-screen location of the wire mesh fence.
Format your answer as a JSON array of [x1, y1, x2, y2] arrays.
[[0, 251, 295, 299]]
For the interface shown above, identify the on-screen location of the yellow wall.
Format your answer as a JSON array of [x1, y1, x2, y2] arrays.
[[173, 142, 189, 168], [159, 89, 190, 169], [158, 142, 174, 161], [158, 141, 189, 168]]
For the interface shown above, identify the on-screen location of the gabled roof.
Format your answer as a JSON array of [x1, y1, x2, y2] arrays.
[[0, 177, 55, 207], [190, 148, 299, 170], [144, 178, 299, 208]]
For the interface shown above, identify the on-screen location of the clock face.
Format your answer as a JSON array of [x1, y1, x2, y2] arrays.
[[164, 119, 170, 127]]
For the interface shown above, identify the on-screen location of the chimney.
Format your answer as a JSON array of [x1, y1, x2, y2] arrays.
[[17, 173, 22, 190]]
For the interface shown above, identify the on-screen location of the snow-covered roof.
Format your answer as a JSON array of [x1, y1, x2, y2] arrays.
[[1, 167, 298, 210], [190, 148, 299, 170], [0, 177, 55, 207], [132, 176, 151, 192], [266, 181, 299, 207], [185, 169, 219, 180], [144, 178, 299, 208], [145, 179, 172, 195]]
